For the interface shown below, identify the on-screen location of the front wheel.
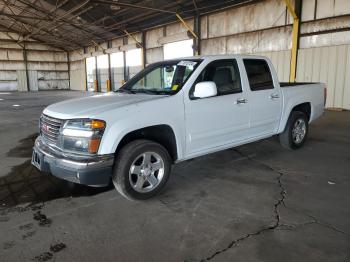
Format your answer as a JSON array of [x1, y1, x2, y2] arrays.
[[279, 111, 309, 149], [112, 139, 172, 200]]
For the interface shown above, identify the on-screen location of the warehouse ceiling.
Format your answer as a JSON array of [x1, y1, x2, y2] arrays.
[[0, 0, 257, 51]]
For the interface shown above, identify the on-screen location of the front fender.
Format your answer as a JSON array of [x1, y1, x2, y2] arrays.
[[99, 119, 184, 158]]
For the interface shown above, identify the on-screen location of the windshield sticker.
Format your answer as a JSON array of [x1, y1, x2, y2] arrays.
[[171, 84, 179, 91], [177, 61, 197, 67]]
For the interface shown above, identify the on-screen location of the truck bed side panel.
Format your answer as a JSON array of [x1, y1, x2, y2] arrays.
[[277, 83, 325, 134]]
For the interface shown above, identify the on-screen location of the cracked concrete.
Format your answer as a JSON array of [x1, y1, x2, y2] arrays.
[[199, 150, 289, 261], [0, 92, 350, 262], [200, 150, 350, 262]]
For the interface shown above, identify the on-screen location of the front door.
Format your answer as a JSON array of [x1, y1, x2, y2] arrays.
[[184, 59, 250, 156]]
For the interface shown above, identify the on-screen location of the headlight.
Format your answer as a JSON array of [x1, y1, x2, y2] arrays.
[[59, 119, 106, 154]]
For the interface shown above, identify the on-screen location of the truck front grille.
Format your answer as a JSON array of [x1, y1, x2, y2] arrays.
[[40, 114, 64, 144]]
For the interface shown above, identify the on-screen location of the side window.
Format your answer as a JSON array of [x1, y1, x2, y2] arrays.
[[191, 59, 242, 98], [243, 59, 274, 91]]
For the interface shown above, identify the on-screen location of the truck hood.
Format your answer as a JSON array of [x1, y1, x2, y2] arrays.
[[43, 92, 165, 119]]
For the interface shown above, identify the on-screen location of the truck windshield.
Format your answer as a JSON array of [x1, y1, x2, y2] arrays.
[[117, 59, 202, 95]]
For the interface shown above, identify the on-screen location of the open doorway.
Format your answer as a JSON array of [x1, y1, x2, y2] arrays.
[[86, 57, 96, 91], [110, 52, 124, 90], [126, 48, 142, 80], [96, 54, 109, 92], [163, 39, 193, 60]]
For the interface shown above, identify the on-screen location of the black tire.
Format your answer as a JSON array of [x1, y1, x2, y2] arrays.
[[112, 139, 172, 200], [279, 111, 309, 150]]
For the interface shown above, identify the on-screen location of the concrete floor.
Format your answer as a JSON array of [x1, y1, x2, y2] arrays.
[[0, 91, 349, 262]]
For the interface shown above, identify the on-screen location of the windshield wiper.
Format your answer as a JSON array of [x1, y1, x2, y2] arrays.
[[116, 89, 135, 94], [133, 89, 157, 95], [132, 89, 170, 95]]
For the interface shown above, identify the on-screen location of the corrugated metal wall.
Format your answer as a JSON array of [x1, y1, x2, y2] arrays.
[[297, 45, 350, 109], [0, 33, 70, 92], [250, 50, 291, 82]]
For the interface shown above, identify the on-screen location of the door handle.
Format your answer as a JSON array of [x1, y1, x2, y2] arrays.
[[269, 93, 280, 99], [235, 98, 248, 104]]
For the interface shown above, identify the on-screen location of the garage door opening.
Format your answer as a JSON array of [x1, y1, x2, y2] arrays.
[[164, 39, 193, 60], [97, 54, 109, 92], [111, 52, 124, 90], [126, 48, 142, 80], [86, 57, 96, 91]]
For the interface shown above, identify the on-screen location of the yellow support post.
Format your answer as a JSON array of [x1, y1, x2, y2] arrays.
[[106, 79, 111, 92], [283, 0, 300, 82], [290, 19, 300, 82]]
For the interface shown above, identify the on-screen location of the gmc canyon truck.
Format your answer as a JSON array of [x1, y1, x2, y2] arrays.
[[32, 55, 325, 200]]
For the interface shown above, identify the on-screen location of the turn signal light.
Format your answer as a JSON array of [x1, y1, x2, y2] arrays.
[[89, 138, 101, 153], [91, 120, 105, 129]]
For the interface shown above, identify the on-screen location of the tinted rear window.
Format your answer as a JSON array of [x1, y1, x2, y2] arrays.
[[243, 59, 274, 91]]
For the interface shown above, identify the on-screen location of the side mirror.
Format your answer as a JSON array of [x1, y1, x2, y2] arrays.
[[193, 81, 218, 99]]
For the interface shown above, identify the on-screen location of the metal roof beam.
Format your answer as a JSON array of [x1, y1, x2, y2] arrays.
[[93, 0, 176, 14]]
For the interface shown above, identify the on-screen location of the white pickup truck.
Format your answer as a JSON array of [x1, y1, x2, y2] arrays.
[[32, 55, 325, 200]]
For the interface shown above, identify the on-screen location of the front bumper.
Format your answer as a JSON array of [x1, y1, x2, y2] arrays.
[[32, 136, 114, 186]]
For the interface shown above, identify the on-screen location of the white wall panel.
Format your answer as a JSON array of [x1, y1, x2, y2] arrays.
[[166, 20, 193, 36], [70, 69, 86, 91], [146, 47, 163, 64], [201, 15, 208, 39], [207, 0, 286, 38], [302, 0, 316, 21], [201, 38, 226, 55], [0, 82, 17, 91], [70, 59, 86, 90], [297, 45, 350, 109], [343, 48, 350, 109], [38, 80, 69, 90], [317, 0, 334, 18], [17, 70, 27, 91], [146, 28, 163, 49], [334, 0, 350, 16], [28, 71, 38, 91], [254, 50, 291, 82], [0, 71, 17, 80]]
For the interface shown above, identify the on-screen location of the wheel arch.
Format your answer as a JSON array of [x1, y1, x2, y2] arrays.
[[114, 125, 179, 162], [278, 102, 311, 133]]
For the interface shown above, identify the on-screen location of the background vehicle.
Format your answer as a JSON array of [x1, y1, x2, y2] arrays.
[[32, 55, 325, 200]]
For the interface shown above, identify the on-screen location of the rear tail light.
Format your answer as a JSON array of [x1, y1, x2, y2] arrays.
[[324, 85, 327, 107]]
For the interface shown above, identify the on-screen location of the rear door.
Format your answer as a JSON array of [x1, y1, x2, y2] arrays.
[[243, 58, 282, 136], [184, 59, 250, 155]]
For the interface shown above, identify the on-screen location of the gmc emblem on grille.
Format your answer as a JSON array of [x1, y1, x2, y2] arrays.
[[42, 123, 50, 132]]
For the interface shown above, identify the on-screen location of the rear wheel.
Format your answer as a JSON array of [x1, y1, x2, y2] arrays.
[[112, 139, 172, 200], [279, 111, 308, 149]]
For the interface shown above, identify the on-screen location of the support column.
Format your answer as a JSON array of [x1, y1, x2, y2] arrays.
[[141, 31, 146, 68], [107, 41, 112, 92], [23, 42, 30, 91], [123, 36, 128, 83], [67, 51, 71, 90], [284, 0, 301, 82], [193, 15, 201, 55], [94, 55, 98, 92]]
